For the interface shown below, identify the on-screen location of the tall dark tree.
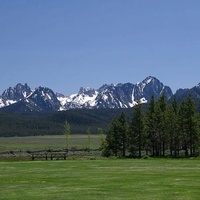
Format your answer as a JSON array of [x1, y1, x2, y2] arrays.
[[104, 117, 120, 156], [145, 96, 156, 156], [103, 112, 128, 157], [129, 103, 144, 158], [171, 96, 180, 157], [185, 95, 199, 156], [153, 94, 168, 156], [178, 96, 198, 157], [178, 99, 189, 156], [118, 112, 128, 157], [165, 97, 179, 157]]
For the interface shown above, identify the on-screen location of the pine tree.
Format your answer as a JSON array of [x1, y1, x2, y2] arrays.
[[154, 103, 162, 156], [185, 95, 198, 156], [157, 94, 168, 156], [178, 99, 189, 156], [129, 103, 144, 158], [105, 117, 119, 156], [165, 99, 179, 157], [171, 96, 180, 157], [178, 96, 198, 157], [118, 112, 128, 157], [102, 95, 200, 158], [103, 113, 128, 157], [145, 96, 156, 156]]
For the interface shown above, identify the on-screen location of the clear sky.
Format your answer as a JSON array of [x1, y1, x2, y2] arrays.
[[0, 0, 200, 96]]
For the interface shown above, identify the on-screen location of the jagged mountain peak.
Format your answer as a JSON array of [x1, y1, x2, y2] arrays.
[[142, 75, 155, 83], [98, 83, 116, 93], [30, 86, 57, 100], [1, 83, 32, 101], [15, 83, 29, 89], [35, 86, 52, 91], [27, 86, 61, 112], [1, 76, 197, 112], [79, 87, 93, 93], [140, 76, 163, 86]]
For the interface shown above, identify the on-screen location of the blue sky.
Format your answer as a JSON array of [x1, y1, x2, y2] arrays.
[[0, 0, 200, 95]]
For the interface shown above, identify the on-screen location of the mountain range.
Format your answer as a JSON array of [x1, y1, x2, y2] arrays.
[[0, 76, 200, 112]]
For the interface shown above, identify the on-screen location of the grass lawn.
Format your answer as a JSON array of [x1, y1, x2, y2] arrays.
[[0, 159, 200, 200]]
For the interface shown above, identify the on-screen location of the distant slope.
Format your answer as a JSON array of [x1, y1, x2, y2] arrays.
[[0, 108, 134, 137], [174, 83, 200, 104]]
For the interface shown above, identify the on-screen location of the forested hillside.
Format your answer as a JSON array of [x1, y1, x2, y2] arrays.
[[0, 108, 133, 137]]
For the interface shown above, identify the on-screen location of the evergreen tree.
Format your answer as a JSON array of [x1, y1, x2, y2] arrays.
[[195, 113, 200, 156], [103, 112, 128, 157], [157, 94, 168, 156], [171, 96, 180, 157], [185, 95, 199, 156], [129, 103, 144, 158], [145, 96, 156, 156], [103, 117, 120, 156], [118, 112, 128, 157], [178, 96, 198, 157], [102, 95, 200, 158], [154, 103, 162, 156], [165, 99, 179, 157], [178, 99, 189, 156]]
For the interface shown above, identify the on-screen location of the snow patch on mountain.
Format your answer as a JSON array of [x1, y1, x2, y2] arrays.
[[0, 99, 5, 108], [0, 76, 174, 111]]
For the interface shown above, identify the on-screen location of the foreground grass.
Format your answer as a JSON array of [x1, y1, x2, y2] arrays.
[[0, 159, 200, 200]]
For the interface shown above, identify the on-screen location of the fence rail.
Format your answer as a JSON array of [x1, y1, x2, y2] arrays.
[[0, 148, 101, 160]]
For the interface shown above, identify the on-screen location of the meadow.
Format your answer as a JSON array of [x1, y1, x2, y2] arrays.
[[0, 136, 200, 199], [0, 135, 103, 161], [0, 135, 102, 151], [0, 159, 200, 200]]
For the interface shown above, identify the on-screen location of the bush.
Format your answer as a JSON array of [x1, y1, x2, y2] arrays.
[[142, 155, 150, 159]]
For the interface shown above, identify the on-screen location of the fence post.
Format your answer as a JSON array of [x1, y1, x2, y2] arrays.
[[45, 153, 48, 160]]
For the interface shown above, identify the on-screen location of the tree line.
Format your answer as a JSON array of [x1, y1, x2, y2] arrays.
[[102, 95, 200, 158], [0, 109, 125, 137]]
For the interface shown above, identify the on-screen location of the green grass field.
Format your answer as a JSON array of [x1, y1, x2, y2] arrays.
[[0, 135, 102, 151], [0, 135, 104, 161], [0, 159, 200, 200]]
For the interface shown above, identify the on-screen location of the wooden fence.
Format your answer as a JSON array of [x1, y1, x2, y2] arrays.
[[0, 148, 101, 161]]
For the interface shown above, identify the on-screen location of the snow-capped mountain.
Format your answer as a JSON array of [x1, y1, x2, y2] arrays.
[[0, 83, 32, 108], [2, 83, 32, 101], [58, 87, 99, 110], [0, 76, 174, 112], [0, 86, 62, 112], [58, 76, 172, 109], [27, 87, 62, 111]]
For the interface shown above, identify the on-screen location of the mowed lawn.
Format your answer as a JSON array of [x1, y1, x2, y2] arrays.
[[0, 159, 200, 200]]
